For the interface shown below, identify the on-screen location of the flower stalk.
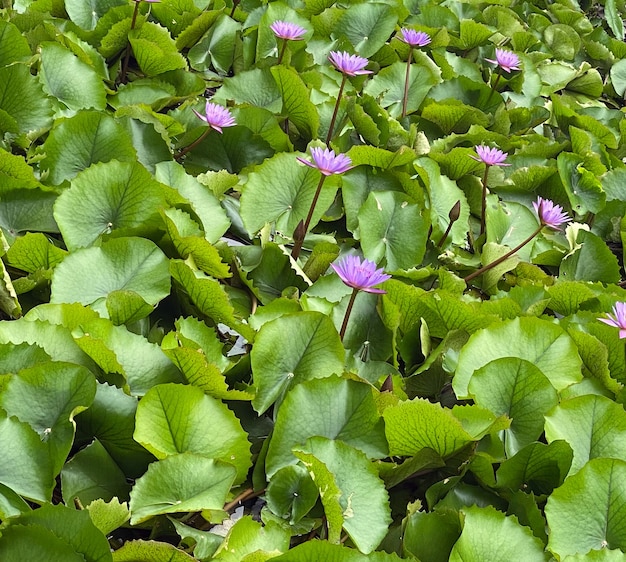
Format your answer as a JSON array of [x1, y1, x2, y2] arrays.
[[326, 51, 372, 145], [471, 145, 510, 237], [464, 196, 570, 284], [270, 21, 306, 65], [398, 29, 430, 118], [291, 174, 326, 260], [326, 74, 347, 145], [402, 48, 412, 119], [174, 101, 235, 160], [292, 147, 353, 259], [463, 225, 542, 284], [330, 255, 391, 340], [339, 288, 359, 340]]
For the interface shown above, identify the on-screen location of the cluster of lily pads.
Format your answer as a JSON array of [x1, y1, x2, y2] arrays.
[[2, 0, 626, 560]]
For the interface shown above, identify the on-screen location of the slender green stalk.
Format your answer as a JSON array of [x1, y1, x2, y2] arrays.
[[326, 74, 347, 145], [401, 48, 413, 118], [119, 0, 141, 85], [464, 225, 542, 284], [479, 164, 490, 238], [291, 174, 326, 260], [339, 288, 359, 340], [174, 128, 211, 160], [485, 73, 502, 106]]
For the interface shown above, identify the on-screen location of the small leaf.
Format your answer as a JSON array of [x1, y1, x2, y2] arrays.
[[294, 437, 392, 554], [50, 237, 170, 317], [610, 59, 626, 96], [403, 509, 461, 562], [86, 497, 130, 536], [0, 149, 41, 191], [0, 65, 53, 134], [155, 160, 230, 243], [250, 311, 344, 414], [170, 260, 253, 341], [3, 503, 112, 562], [40, 111, 136, 185], [606, 0, 625, 40], [240, 152, 340, 236], [453, 317, 582, 398], [162, 209, 230, 279], [364, 54, 441, 117], [358, 190, 428, 271], [383, 398, 474, 458], [0, 20, 31, 67], [450, 505, 547, 561], [0, 361, 96, 474], [76, 382, 155, 478], [335, 3, 398, 57], [265, 465, 319, 523], [5, 233, 66, 273], [65, 0, 127, 30], [496, 441, 573, 495], [39, 42, 107, 111], [546, 458, 626, 557], [54, 160, 166, 251], [134, 383, 251, 483], [62, 439, 131, 506], [213, 516, 291, 561], [129, 22, 187, 76], [187, 14, 239, 74], [469, 357, 558, 456], [0, 410, 55, 502], [129, 453, 236, 524], [560, 229, 620, 284], [544, 394, 626, 475], [266, 376, 387, 477]]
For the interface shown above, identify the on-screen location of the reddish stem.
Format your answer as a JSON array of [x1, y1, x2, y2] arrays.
[[326, 74, 347, 145], [339, 288, 358, 340], [464, 225, 542, 284], [291, 174, 326, 260]]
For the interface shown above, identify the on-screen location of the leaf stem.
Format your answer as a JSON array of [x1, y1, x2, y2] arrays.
[[401, 48, 413, 118], [326, 74, 347, 145], [339, 288, 359, 340], [464, 225, 542, 284], [291, 174, 326, 260]]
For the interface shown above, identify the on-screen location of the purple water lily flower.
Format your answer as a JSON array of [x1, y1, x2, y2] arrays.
[[270, 20, 306, 41], [472, 145, 510, 167], [192, 101, 236, 133], [296, 147, 353, 176], [485, 48, 521, 73], [600, 302, 626, 338], [399, 28, 431, 48], [328, 51, 372, 76], [533, 197, 571, 230], [332, 255, 391, 294]]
